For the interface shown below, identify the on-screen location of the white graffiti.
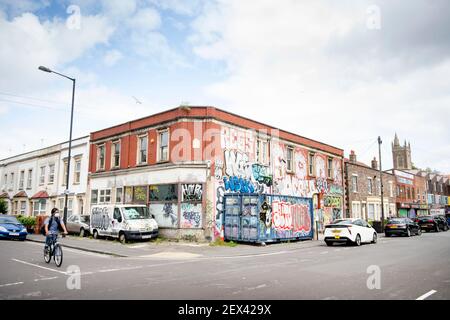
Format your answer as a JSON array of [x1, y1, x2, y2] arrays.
[[315, 155, 326, 179], [215, 159, 224, 180], [224, 150, 252, 180]]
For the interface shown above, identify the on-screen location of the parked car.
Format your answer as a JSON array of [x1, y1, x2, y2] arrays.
[[66, 215, 90, 237], [416, 216, 449, 232], [384, 217, 421, 237], [90, 204, 158, 244], [435, 215, 449, 231], [0, 215, 28, 241], [324, 218, 377, 246], [446, 213, 450, 226]]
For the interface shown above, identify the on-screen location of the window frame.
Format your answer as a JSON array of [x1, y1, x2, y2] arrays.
[[111, 140, 121, 169], [97, 144, 106, 171], [19, 170, 25, 190], [352, 175, 358, 193], [74, 158, 81, 184], [157, 129, 169, 163], [48, 164, 55, 184], [308, 152, 315, 177], [367, 177, 373, 194], [286, 146, 294, 173], [327, 157, 333, 179], [138, 134, 148, 165]]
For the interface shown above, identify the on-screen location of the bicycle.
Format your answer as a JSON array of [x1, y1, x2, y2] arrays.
[[44, 233, 66, 267]]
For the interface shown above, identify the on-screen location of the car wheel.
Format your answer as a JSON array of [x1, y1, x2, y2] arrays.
[[354, 234, 361, 246], [406, 228, 411, 237], [435, 225, 440, 232], [119, 232, 127, 244], [372, 233, 377, 244], [417, 228, 422, 236], [79, 228, 85, 237], [93, 229, 99, 239], [325, 241, 333, 247]]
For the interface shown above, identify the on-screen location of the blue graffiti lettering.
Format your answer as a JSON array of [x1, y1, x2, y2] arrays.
[[223, 176, 255, 193]]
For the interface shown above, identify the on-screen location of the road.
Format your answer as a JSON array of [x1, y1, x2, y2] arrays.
[[0, 231, 449, 300]]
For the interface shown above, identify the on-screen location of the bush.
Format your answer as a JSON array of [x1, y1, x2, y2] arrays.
[[0, 199, 7, 214], [17, 216, 37, 228]]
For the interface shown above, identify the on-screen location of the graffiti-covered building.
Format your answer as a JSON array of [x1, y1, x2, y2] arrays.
[[87, 106, 344, 241]]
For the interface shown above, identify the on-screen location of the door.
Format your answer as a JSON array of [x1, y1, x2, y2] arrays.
[[362, 220, 373, 242], [111, 208, 123, 238]]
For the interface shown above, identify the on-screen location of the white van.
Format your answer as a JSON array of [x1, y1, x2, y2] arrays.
[[90, 204, 158, 243]]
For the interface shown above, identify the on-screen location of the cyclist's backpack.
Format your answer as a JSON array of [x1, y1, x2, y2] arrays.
[[40, 216, 63, 235]]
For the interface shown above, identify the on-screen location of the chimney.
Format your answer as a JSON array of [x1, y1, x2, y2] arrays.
[[349, 150, 357, 163], [371, 157, 378, 170]]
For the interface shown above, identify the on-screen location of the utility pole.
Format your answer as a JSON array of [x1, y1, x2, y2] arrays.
[[378, 136, 385, 232]]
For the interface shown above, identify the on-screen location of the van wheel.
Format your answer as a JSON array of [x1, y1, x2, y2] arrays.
[[354, 234, 361, 246], [93, 230, 99, 239], [119, 233, 127, 244], [79, 228, 85, 237]]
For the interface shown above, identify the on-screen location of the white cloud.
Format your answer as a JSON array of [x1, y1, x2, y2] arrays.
[[103, 49, 123, 66], [190, 0, 450, 172], [127, 7, 161, 31]]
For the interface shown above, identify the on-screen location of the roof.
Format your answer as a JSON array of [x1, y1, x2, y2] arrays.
[[31, 190, 49, 199], [0, 192, 9, 198], [90, 106, 344, 157], [13, 191, 28, 198]]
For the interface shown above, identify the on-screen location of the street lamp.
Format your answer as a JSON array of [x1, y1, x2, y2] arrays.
[[38, 65, 76, 225], [378, 136, 385, 232]]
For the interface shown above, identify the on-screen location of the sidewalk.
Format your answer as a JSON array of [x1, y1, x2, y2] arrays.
[[26, 233, 325, 258]]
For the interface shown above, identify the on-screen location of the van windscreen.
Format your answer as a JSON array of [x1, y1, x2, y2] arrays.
[[123, 207, 150, 220]]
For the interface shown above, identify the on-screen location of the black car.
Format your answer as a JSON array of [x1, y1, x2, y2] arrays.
[[416, 216, 449, 232], [384, 218, 421, 237]]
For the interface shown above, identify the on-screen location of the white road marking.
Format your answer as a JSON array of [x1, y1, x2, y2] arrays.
[[0, 282, 24, 288], [320, 251, 328, 254], [129, 244, 148, 249], [11, 259, 68, 275], [99, 269, 120, 273], [416, 290, 437, 300], [34, 277, 58, 282]]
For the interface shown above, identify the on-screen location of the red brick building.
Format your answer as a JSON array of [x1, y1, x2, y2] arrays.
[[88, 106, 344, 240]]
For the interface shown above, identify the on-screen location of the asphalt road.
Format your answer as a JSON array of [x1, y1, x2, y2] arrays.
[[1, 230, 449, 300]]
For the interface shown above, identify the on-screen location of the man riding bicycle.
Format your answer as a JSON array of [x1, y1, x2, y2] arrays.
[[44, 208, 68, 248]]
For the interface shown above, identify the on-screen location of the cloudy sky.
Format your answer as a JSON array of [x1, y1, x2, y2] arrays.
[[0, 0, 449, 173]]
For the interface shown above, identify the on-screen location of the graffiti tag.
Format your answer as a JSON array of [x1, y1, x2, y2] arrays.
[[182, 184, 203, 202], [223, 176, 255, 193], [252, 164, 273, 187], [271, 201, 311, 233]]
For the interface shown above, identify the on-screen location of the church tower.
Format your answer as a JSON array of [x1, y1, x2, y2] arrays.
[[392, 133, 412, 170]]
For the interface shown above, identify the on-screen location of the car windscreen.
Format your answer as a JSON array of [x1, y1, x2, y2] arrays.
[[122, 207, 150, 220], [388, 218, 406, 224], [0, 216, 20, 224], [80, 216, 90, 223], [333, 220, 354, 225]]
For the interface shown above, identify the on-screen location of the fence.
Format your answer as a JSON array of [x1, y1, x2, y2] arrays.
[[223, 193, 314, 243]]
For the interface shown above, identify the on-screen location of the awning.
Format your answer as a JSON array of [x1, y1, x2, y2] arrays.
[[0, 192, 9, 199], [31, 190, 49, 199], [13, 191, 28, 198]]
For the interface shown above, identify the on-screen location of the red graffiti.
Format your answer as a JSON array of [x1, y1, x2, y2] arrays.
[[272, 201, 311, 233]]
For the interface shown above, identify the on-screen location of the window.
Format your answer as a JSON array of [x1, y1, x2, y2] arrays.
[[327, 157, 333, 179], [33, 199, 46, 216], [115, 187, 123, 204], [286, 147, 294, 172], [133, 186, 148, 204], [78, 198, 84, 215], [389, 181, 394, 197], [367, 178, 373, 194], [91, 190, 98, 205], [257, 139, 269, 165], [351, 202, 361, 218], [308, 152, 315, 176], [74, 159, 81, 184], [99, 189, 111, 204], [3, 174, 7, 190], [9, 172, 14, 190], [20, 201, 26, 215], [58, 198, 64, 210], [19, 171, 25, 190], [48, 164, 55, 184], [368, 204, 375, 220], [396, 186, 400, 197], [149, 184, 178, 202], [112, 141, 121, 168], [39, 167, 45, 185], [158, 130, 169, 162], [138, 135, 148, 164], [62, 160, 68, 185], [352, 175, 358, 192], [67, 199, 73, 217], [13, 201, 18, 215], [97, 145, 105, 170], [412, 188, 415, 200]]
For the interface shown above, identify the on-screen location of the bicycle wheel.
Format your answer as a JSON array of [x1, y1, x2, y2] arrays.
[[44, 245, 51, 264], [54, 244, 63, 267]]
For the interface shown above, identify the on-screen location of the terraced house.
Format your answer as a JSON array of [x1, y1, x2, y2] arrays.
[[87, 106, 345, 241], [0, 136, 89, 217]]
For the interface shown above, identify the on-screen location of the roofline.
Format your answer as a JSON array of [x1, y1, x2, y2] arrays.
[[344, 159, 394, 176], [90, 106, 344, 155], [0, 135, 89, 163]]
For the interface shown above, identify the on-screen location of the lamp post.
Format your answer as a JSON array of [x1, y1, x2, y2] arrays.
[[38, 66, 75, 225], [378, 136, 385, 232]]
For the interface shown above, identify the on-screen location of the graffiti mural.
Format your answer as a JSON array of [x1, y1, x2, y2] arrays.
[[315, 155, 326, 178], [252, 164, 273, 187], [91, 207, 111, 230], [223, 176, 255, 193], [333, 159, 343, 185], [181, 184, 202, 202], [150, 203, 178, 228], [224, 150, 252, 179], [214, 159, 224, 180], [271, 200, 311, 234], [180, 203, 202, 228], [215, 186, 225, 237]]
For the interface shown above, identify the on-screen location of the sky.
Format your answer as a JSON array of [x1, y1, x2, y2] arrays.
[[0, 0, 449, 173]]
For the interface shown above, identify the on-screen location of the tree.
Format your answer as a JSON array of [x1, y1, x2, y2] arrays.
[[0, 199, 8, 214]]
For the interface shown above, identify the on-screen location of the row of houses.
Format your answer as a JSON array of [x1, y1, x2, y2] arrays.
[[1, 106, 448, 240]]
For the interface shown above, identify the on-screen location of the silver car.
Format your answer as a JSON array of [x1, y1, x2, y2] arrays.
[[66, 215, 90, 237]]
